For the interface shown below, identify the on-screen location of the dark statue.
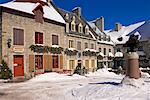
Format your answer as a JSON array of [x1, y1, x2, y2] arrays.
[[123, 34, 139, 52]]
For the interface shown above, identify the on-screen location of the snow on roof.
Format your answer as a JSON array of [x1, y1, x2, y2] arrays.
[[0, 1, 65, 24], [88, 22, 114, 45], [98, 40, 114, 45], [88, 22, 104, 35], [107, 21, 145, 44]]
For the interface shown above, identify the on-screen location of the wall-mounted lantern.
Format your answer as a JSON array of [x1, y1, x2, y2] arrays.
[[7, 38, 12, 48]]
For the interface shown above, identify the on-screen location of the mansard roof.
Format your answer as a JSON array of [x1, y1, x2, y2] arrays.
[[54, 6, 98, 39]]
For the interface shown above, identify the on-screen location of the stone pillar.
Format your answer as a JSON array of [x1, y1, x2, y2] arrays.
[[127, 52, 140, 79]]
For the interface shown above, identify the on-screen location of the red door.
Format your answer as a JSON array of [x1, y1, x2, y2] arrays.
[[14, 55, 24, 77]]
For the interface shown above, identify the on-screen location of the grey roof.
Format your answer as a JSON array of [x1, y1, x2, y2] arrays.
[[55, 7, 98, 39]]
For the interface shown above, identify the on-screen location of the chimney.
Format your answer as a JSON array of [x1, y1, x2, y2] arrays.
[[115, 23, 122, 31], [46, 0, 51, 3], [72, 7, 81, 18], [95, 16, 104, 32]]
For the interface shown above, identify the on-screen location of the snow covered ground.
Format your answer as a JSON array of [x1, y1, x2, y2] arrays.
[[0, 69, 150, 100]]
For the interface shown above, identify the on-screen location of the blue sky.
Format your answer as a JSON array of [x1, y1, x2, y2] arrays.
[[53, 0, 150, 29], [0, 0, 149, 29]]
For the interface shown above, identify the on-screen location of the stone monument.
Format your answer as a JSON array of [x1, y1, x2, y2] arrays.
[[123, 34, 141, 79]]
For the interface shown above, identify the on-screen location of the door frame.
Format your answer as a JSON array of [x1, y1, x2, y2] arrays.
[[13, 55, 24, 77]]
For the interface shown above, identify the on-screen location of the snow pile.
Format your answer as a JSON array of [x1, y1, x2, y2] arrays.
[[86, 68, 117, 77], [121, 76, 145, 88], [29, 72, 86, 82], [141, 72, 150, 78]]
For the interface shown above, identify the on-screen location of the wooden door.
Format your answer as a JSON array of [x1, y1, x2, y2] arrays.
[[52, 55, 59, 68], [14, 55, 24, 77]]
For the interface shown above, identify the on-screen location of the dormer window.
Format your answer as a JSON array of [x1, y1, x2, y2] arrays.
[[71, 22, 76, 32], [107, 36, 111, 42], [65, 13, 69, 20], [78, 23, 83, 33], [93, 27, 96, 31], [85, 25, 89, 34], [71, 16, 76, 32], [99, 35, 102, 41], [72, 16, 76, 21]]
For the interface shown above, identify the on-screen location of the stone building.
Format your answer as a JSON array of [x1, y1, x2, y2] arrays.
[[0, 0, 66, 78], [88, 17, 114, 69], [0, 0, 117, 78], [57, 7, 98, 72]]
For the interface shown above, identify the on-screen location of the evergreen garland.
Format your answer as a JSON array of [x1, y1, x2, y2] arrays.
[[64, 48, 78, 56], [82, 50, 98, 57], [29, 45, 63, 54]]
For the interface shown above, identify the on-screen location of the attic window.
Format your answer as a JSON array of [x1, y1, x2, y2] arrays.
[[78, 23, 83, 33], [85, 25, 89, 34], [65, 13, 69, 20], [71, 22, 76, 32], [33, 4, 44, 24]]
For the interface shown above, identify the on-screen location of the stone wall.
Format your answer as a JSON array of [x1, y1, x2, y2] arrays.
[[63, 34, 97, 72], [1, 10, 65, 77]]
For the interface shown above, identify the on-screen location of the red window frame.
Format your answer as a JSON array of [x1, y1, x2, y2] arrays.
[[35, 32, 43, 44]]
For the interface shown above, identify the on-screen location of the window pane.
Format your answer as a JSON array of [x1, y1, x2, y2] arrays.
[[52, 35, 58, 45], [91, 43, 94, 49], [77, 41, 81, 50], [35, 55, 43, 69], [13, 28, 24, 45], [69, 40, 74, 48], [35, 32, 43, 44], [104, 48, 106, 55], [69, 60, 74, 69], [52, 55, 59, 68], [85, 43, 88, 49]]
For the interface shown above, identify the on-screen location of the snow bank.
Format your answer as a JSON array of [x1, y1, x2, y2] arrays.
[[86, 68, 117, 77], [141, 72, 150, 78], [121, 76, 145, 88], [29, 72, 86, 82]]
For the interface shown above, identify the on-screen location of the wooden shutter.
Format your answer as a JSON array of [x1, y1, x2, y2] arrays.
[[49, 55, 52, 69], [29, 55, 34, 72], [60, 55, 63, 69], [44, 55, 52, 71]]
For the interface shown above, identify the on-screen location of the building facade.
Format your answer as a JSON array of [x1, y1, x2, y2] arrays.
[[58, 7, 98, 72], [0, 0, 66, 78], [0, 0, 116, 78]]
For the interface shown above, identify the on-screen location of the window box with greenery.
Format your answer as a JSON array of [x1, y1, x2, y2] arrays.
[[49, 46, 63, 54], [29, 45, 63, 54], [82, 50, 98, 57], [64, 48, 78, 56]]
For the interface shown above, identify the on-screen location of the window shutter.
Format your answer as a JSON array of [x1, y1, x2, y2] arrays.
[[60, 55, 63, 69], [44, 55, 52, 71], [29, 55, 34, 72], [49, 55, 52, 69]]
